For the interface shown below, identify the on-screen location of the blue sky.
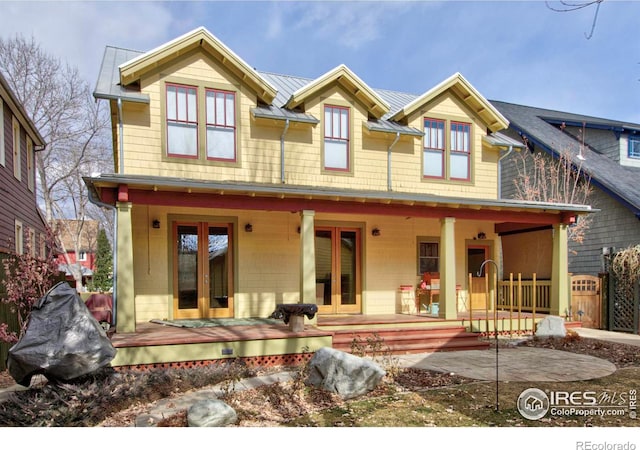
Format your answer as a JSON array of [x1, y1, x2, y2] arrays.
[[1, 0, 640, 123]]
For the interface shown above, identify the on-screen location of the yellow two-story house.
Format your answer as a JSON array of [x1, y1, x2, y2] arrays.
[[88, 27, 590, 366]]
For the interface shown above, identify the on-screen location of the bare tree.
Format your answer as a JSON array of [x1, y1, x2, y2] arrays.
[[0, 34, 112, 291], [546, 0, 604, 39], [512, 140, 592, 245]]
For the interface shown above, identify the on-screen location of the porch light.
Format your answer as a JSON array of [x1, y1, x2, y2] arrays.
[[152, 219, 160, 229], [244, 223, 253, 233], [371, 228, 381, 237], [477, 232, 486, 240]]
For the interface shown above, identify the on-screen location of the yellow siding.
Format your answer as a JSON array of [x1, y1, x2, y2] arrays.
[[120, 49, 502, 202], [129, 202, 499, 322]]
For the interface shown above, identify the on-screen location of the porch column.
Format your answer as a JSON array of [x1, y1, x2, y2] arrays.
[[439, 217, 457, 320], [550, 223, 569, 317], [299, 210, 317, 325], [116, 201, 136, 332]]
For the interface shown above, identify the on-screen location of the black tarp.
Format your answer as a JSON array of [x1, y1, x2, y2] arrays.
[[6, 282, 116, 386]]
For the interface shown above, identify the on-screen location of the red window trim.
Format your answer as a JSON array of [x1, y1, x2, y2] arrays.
[[450, 121, 471, 181], [205, 88, 237, 162], [166, 83, 199, 159], [423, 118, 445, 180], [324, 105, 350, 172]]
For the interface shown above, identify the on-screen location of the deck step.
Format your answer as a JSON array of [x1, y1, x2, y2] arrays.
[[331, 325, 488, 354]]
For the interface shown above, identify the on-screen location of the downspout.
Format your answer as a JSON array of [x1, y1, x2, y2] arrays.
[[280, 119, 290, 183], [387, 132, 400, 191], [117, 97, 124, 174], [87, 186, 117, 328], [497, 145, 513, 199]]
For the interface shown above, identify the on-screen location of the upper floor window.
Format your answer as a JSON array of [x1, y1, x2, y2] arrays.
[[324, 105, 350, 171], [13, 116, 21, 180], [206, 89, 236, 161], [77, 251, 87, 262], [629, 136, 640, 159], [450, 121, 471, 181], [423, 118, 471, 181], [166, 84, 198, 158], [0, 98, 5, 167], [423, 119, 445, 178]]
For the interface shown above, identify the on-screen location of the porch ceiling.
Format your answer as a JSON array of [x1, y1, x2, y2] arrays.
[[84, 174, 592, 225]]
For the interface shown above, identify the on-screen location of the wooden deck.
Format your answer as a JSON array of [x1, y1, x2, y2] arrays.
[[110, 312, 562, 350]]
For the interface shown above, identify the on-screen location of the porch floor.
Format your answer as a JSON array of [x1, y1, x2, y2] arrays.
[[110, 311, 558, 349]]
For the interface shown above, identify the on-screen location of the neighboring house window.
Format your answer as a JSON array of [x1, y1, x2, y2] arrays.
[[205, 89, 236, 161], [629, 136, 640, 159], [324, 105, 350, 171], [423, 118, 445, 178], [77, 251, 87, 262], [166, 83, 198, 158], [27, 136, 34, 191], [15, 220, 23, 255], [27, 227, 36, 257], [0, 97, 4, 167], [39, 233, 46, 259], [418, 239, 439, 274], [450, 121, 471, 180], [13, 116, 21, 180]]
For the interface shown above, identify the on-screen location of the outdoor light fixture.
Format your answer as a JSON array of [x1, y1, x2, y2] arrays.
[[152, 219, 160, 229], [244, 223, 253, 233], [372, 228, 381, 237], [477, 232, 486, 240]]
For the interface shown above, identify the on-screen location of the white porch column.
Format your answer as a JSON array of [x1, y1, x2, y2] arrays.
[[299, 210, 317, 324], [439, 217, 457, 320], [116, 201, 136, 332], [550, 223, 569, 317]]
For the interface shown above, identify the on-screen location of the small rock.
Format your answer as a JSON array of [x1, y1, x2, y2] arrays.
[[535, 316, 567, 338]]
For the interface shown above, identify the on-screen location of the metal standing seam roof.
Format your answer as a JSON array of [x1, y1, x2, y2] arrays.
[[490, 100, 640, 215], [93, 46, 149, 103]]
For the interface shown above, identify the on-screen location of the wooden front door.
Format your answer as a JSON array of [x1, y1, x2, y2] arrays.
[[468, 245, 491, 310], [173, 222, 234, 319], [315, 227, 361, 314]]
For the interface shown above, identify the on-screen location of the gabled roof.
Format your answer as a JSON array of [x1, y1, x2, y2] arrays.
[[391, 73, 508, 133], [491, 100, 640, 217], [284, 64, 390, 119], [0, 72, 45, 147], [118, 27, 277, 104]]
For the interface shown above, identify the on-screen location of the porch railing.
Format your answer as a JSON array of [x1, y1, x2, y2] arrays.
[[497, 276, 551, 313], [466, 273, 551, 336]]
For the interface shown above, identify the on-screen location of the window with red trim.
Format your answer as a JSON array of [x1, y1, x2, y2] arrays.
[[423, 118, 445, 179], [324, 105, 350, 171], [450, 121, 470, 180], [206, 89, 236, 161], [166, 84, 198, 158]]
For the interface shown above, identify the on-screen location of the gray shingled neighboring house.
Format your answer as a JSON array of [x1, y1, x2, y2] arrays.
[[491, 100, 640, 276]]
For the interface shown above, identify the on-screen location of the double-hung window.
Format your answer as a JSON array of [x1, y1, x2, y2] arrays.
[[629, 136, 640, 159], [423, 119, 445, 178], [450, 121, 471, 180], [206, 89, 236, 161], [418, 239, 439, 274], [13, 116, 20, 180], [324, 105, 350, 171], [166, 84, 198, 158], [423, 118, 471, 181]]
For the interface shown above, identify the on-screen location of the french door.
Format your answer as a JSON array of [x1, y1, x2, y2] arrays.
[[173, 222, 233, 319], [315, 227, 361, 314]]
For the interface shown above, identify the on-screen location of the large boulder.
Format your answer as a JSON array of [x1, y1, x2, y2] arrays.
[[188, 399, 237, 427], [7, 282, 117, 386], [305, 347, 386, 399], [535, 316, 567, 338]]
